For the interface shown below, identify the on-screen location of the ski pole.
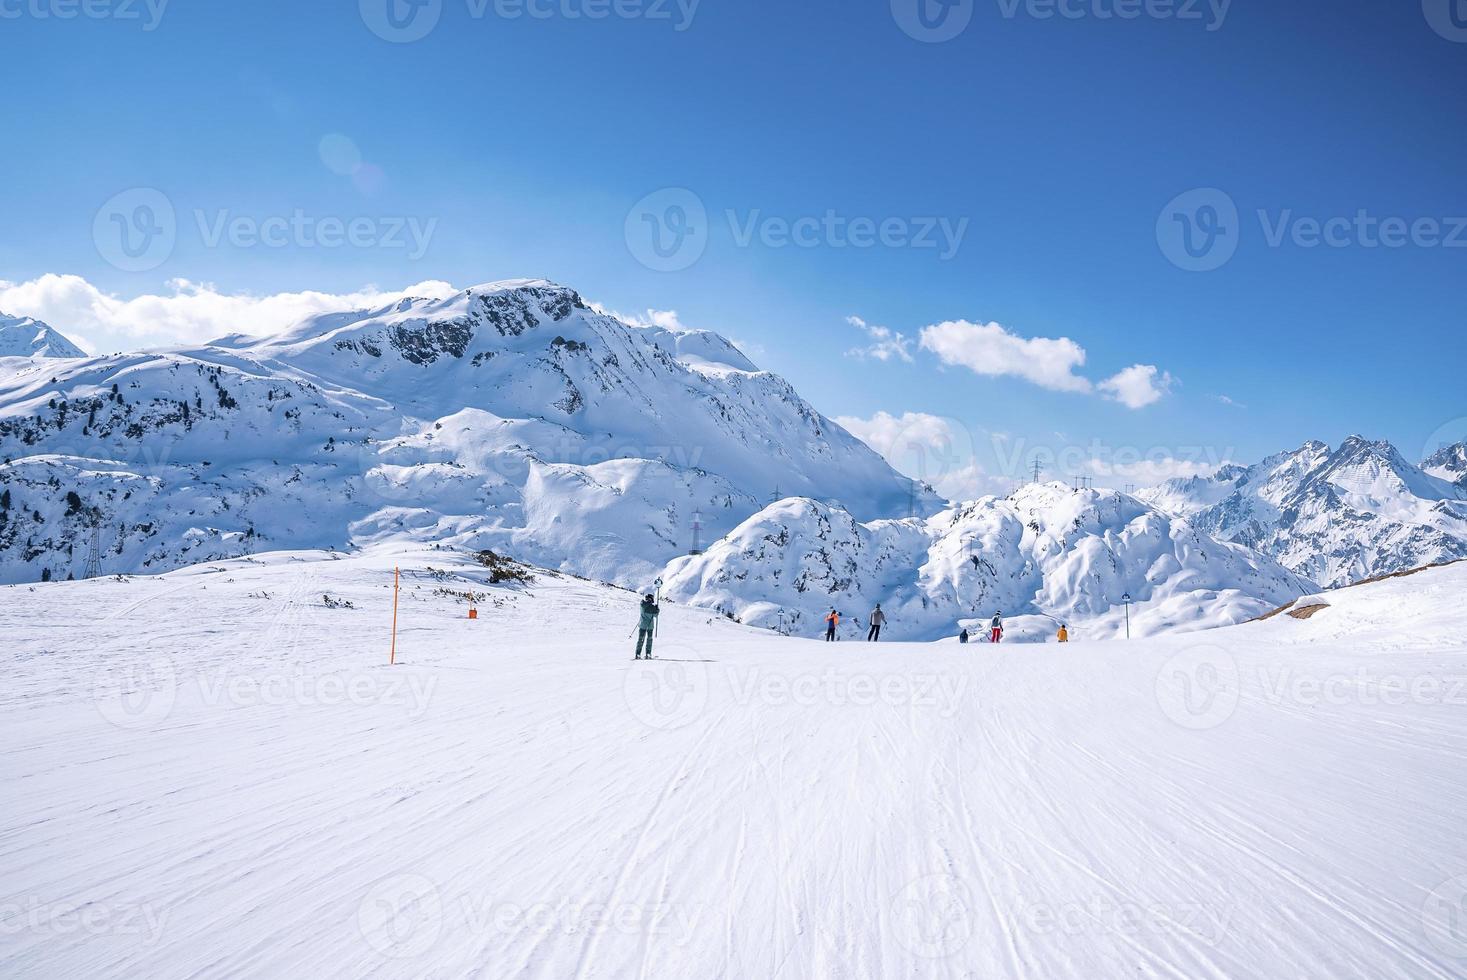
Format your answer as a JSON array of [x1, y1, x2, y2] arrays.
[[654, 577, 663, 637]]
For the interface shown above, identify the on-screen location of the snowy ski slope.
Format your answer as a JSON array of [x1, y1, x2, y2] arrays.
[[3, 550, 1466, 977]]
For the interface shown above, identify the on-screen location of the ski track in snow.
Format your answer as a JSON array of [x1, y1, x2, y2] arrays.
[[3, 548, 1467, 978]]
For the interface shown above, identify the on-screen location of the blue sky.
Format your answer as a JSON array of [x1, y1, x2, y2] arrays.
[[2, 0, 1464, 489]]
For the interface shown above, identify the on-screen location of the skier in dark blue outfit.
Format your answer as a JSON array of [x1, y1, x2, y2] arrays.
[[634, 594, 660, 660]]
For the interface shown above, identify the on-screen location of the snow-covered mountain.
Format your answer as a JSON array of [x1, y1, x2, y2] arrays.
[[1139, 437, 1467, 588], [662, 483, 1311, 641], [0, 280, 936, 585], [1423, 440, 1467, 490], [0, 312, 85, 358]]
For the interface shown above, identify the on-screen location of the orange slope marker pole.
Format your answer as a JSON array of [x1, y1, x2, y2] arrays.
[[389, 566, 400, 665]]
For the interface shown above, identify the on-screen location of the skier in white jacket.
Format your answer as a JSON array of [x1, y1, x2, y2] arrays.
[[867, 604, 886, 642]]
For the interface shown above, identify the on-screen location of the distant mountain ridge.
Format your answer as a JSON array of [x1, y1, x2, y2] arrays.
[[0, 313, 85, 358], [662, 483, 1312, 641], [1139, 436, 1467, 588], [0, 279, 934, 585]]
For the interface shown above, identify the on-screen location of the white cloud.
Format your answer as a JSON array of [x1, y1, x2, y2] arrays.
[[845, 315, 913, 363], [836, 410, 957, 456], [1098, 364, 1175, 410], [1084, 454, 1226, 485], [915, 316, 1177, 410], [1212, 393, 1245, 408], [586, 302, 691, 332], [0, 274, 456, 354], [834, 410, 1006, 502], [918, 319, 1092, 393], [928, 460, 1012, 503]]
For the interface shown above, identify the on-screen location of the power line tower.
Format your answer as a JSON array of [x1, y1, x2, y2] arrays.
[[689, 508, 703, 556], [1031, 459, 1043, 484], [82, 509, 103, 579]]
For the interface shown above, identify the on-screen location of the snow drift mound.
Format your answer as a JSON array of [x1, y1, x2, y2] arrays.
[[1244, 559, 1467, 651], [662, 483, 1312, 641]]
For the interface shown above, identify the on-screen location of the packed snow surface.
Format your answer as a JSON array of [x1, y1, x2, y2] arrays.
[[4, 549, 1467, 978]]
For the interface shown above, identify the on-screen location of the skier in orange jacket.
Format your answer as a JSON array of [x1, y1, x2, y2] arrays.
[[824, 609, 840, 642]]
